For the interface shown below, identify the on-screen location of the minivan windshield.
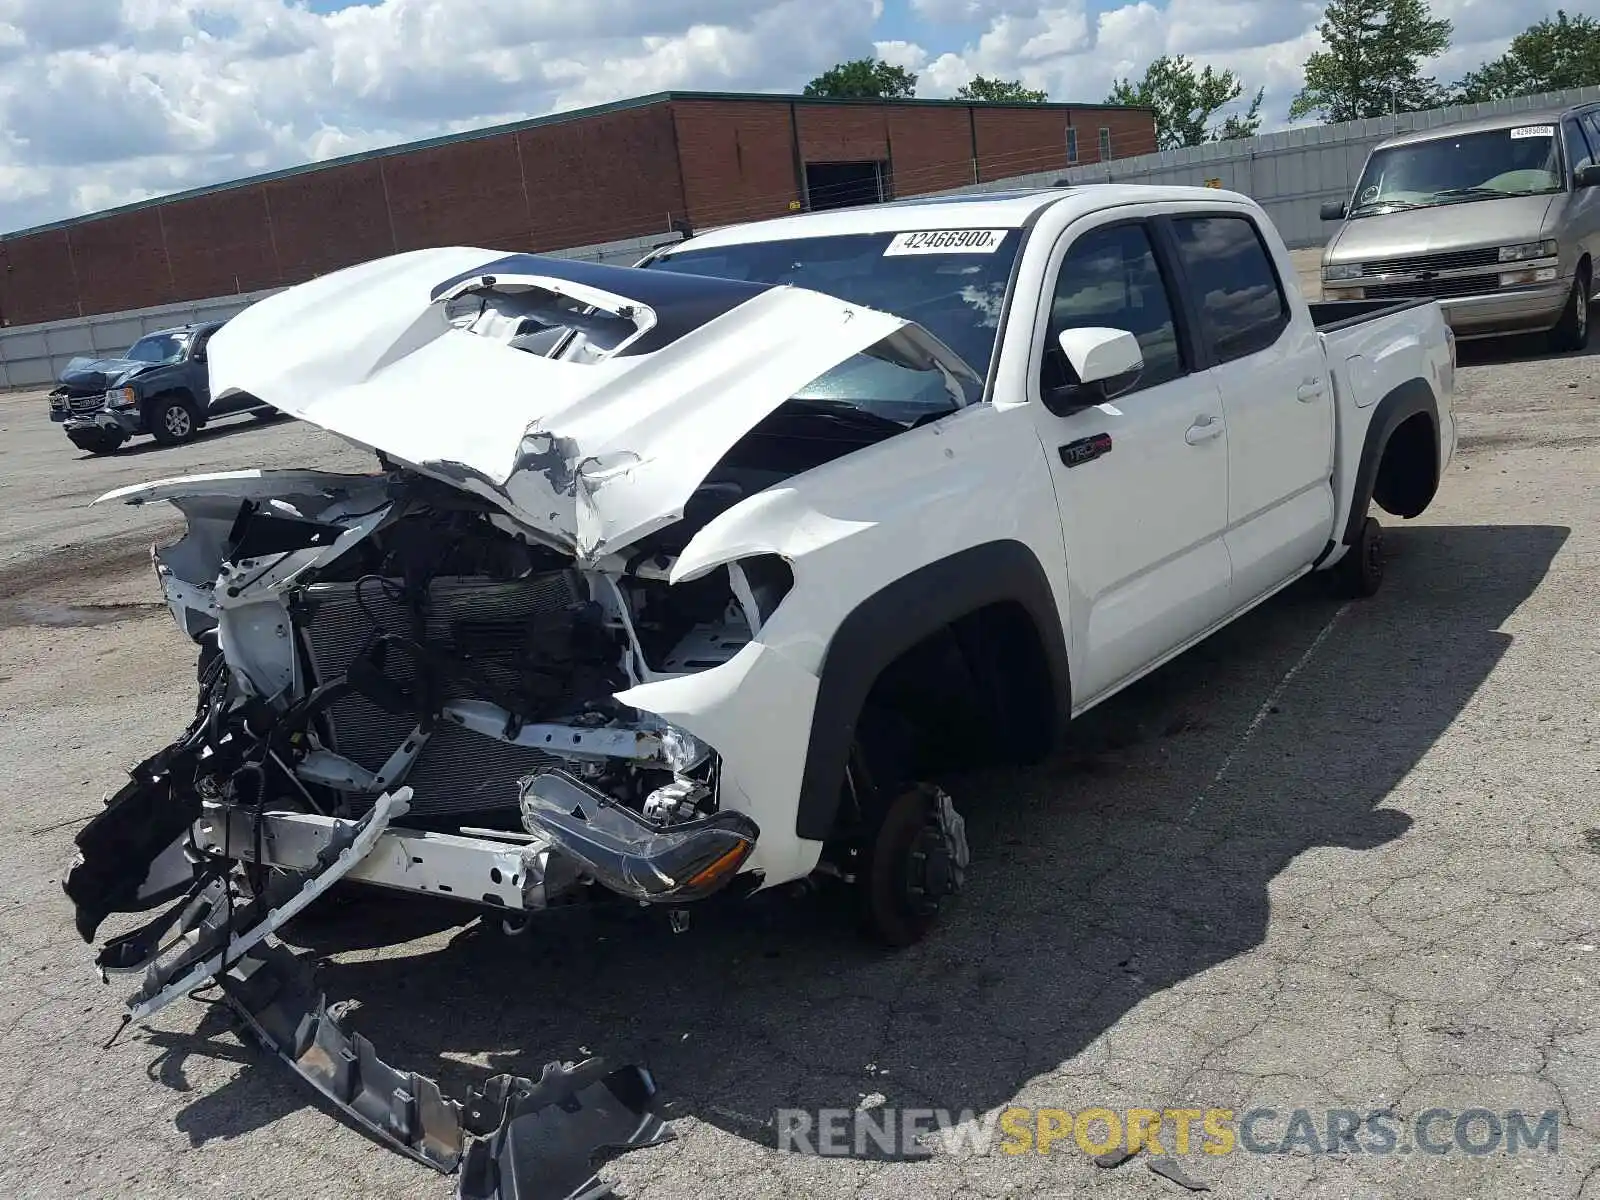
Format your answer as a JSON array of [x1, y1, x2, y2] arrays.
[[645, 231, 1017, 423], [1350, 126, 1565, 216]]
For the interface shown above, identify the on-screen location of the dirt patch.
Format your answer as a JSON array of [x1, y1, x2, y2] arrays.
[[0, 599, 164, 631], [0, 526, 178, 607]]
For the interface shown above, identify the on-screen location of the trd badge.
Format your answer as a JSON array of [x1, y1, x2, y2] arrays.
[[1060, 432, 1113, 468]]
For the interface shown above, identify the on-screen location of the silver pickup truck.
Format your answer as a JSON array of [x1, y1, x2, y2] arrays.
[[1321, 104, 1600, 351]]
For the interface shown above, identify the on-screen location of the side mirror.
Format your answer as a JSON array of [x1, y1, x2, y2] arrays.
[[1061, 327, 1141, 384], [1576, 164, 1600, 189], [1320, 200, 1348, 221], [1043, 328, 1143, 416]]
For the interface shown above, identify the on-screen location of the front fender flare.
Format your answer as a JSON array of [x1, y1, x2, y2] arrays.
[[794, 539, 1070, 843]]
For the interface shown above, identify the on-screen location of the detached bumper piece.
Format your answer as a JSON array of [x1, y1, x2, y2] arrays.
[[119, 786, 409, 1024], [520, 770, 758, 903], [221, 940, 672, 1200], [456, 1060, 672, 1200], [63, 410, 138, 451]]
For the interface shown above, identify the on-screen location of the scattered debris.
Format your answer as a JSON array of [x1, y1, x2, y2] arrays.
[[1146, 1156, 1211, 1191], [1093, 1145, 1140, 1169]]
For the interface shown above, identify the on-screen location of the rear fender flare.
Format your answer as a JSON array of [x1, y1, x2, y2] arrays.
[[1342, 377, 1439, 546], [793, 539, 1071, 842]]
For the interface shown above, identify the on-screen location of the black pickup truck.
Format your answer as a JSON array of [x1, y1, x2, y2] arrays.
[[47, 320, 275, 454]]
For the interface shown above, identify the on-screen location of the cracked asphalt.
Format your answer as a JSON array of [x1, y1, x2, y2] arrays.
[[0, 328, 1596, 1200]]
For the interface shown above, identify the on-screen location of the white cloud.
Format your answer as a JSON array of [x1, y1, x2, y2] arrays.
[[0, 0, 1591, 235], [904, 0, 1597, 143], [909, 0, 1021, 23], [0, 0, 883, 233], [874, 38, 930, 71]]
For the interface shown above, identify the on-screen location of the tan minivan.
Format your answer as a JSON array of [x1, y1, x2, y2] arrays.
[[1320, 105, 1600, 352]]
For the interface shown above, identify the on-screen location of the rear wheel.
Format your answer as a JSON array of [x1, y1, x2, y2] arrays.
[[1333, 515, 1385, 599], [1550, 264, 1592, 353]]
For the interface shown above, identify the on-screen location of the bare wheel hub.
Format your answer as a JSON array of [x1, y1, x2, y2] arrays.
[[899, 788, 969, 912]]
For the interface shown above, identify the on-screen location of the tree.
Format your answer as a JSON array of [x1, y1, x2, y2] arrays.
[[1454, 10, 1600, 103], [803, 58, 917, 99], [957, 75, 1048, 103], [1106, 55, 1264, 150], [1214, 88, 1266, 141], [1289, 0, 1453, 123]]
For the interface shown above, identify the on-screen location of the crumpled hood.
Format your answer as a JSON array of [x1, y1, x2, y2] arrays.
[[58, 357, 155, 393], [205, 246, 974, 563]]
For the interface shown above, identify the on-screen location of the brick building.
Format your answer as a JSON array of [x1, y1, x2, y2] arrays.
[[0, 91, 1155, 327]]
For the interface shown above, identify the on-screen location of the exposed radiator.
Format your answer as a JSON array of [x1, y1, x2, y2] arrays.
[[297, 574, 581, 817]]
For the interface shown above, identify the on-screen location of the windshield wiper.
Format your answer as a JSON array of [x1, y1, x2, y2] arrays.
[[1351, 199, 1422, 215], [1430, 187, 1508, 203], [776, 398, 918, 432]]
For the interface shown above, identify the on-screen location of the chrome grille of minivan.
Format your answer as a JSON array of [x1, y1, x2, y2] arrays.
[[1360, 247, 1500, 276], [1365, 275, 1501, 301]]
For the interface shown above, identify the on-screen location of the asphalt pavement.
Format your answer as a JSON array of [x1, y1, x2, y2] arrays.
[[0, 330, 1596, 1200]]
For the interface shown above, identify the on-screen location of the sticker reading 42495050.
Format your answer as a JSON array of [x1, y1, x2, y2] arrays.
[[884, 229, 1008, 256]]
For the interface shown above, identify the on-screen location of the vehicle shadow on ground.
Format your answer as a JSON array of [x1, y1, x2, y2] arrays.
[[72, 412, 285, 461], [150, 521, 1567, 1162], [1455, 330, 1600, 367]]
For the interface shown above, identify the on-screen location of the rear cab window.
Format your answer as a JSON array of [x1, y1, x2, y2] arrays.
[[1170, 215, 1290, 363]]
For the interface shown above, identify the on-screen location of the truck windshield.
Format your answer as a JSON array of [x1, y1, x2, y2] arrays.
[[124, 333, 190, 365], [645, 231, 1018, 420], [1350, 127, 1564, 216]]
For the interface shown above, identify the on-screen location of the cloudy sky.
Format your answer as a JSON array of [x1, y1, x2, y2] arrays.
[[0, 0, 1591, 235]]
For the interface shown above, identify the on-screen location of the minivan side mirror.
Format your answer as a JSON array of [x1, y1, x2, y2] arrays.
[[1043, 327, 1143, 416], [1320, 200, 1348, 221], [1576, 164, 1600, 189]]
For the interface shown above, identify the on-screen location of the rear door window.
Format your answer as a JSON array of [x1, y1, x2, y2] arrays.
[[1170, 216, 1290, 363]]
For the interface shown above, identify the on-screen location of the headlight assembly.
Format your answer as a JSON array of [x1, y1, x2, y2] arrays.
[[1499, 239, 1558, 263]]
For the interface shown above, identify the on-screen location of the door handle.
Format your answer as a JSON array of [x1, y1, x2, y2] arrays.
[[1297, 378, 1326, 403], [1185, 415, 1224, 445]]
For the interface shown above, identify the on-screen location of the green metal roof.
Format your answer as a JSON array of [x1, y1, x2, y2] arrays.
[[1, 89, 1151, 242]]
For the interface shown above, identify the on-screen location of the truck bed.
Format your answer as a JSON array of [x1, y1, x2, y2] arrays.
[[1308, 297, 1437, 333]]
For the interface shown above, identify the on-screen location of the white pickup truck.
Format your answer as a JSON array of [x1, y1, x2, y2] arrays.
[[64, 185, 1455, 1188]]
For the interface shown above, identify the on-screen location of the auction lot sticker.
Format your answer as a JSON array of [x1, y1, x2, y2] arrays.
[[1510, 125, 1555, 139], [885, 229, 1008, 255]]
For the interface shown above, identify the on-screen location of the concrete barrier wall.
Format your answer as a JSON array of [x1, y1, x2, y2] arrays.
[[0, 229, 682, 389]]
